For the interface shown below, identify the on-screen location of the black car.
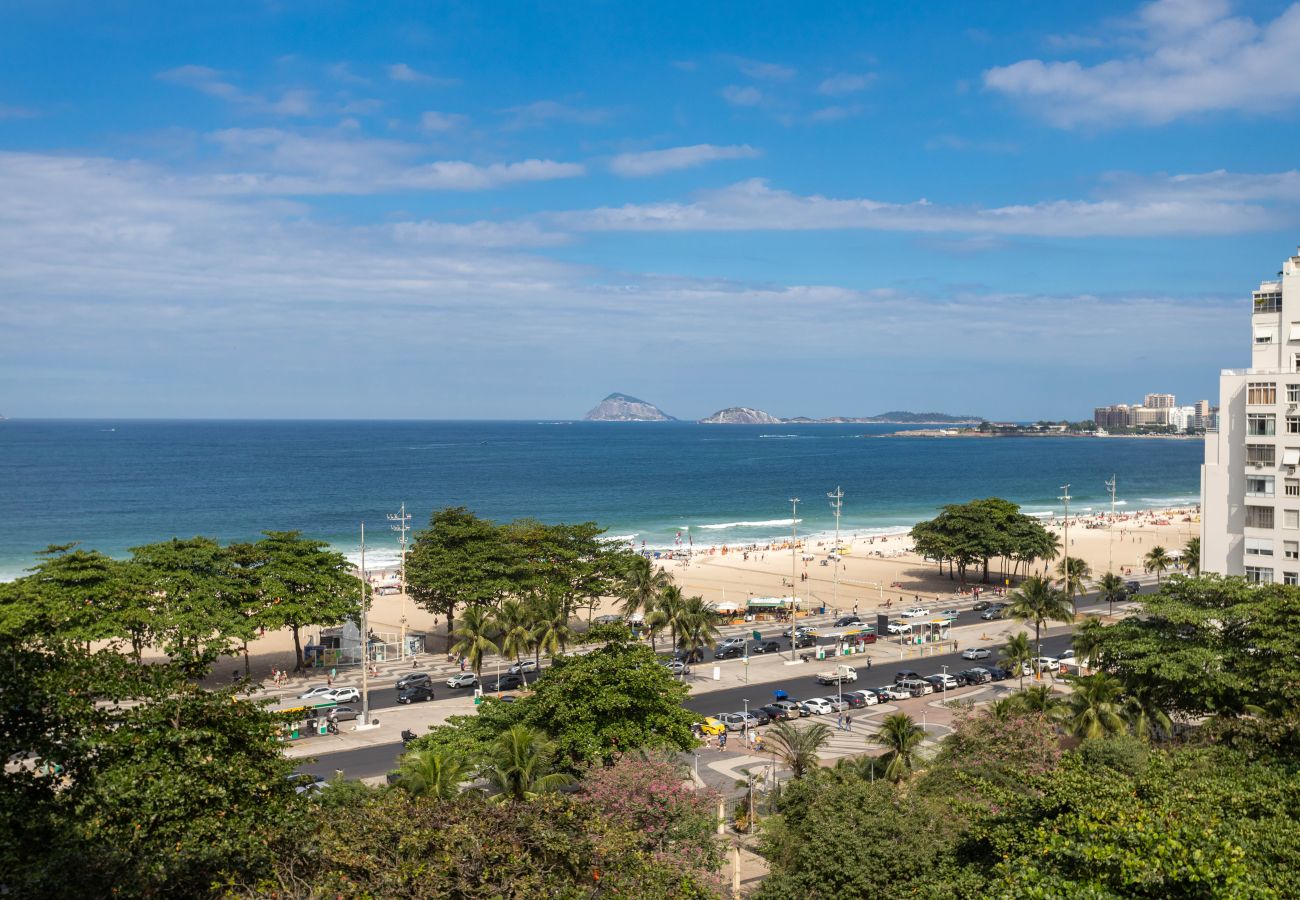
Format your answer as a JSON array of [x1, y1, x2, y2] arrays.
[[714, 645, 745, 660], [395, 671, 433, 691], [396, 684, 434, 704], [751, 640, 783, 654], [834, 616, 863, 627], [793, 633, 817, 649], [893, 669, 923, 684], [958, 668, 991, 685], [971, 599, 992, 611], [984, 665, 1011, 681], [750, 709, 772, 726], [1125, 580, 1142, 594], [841, 693, 867, 709], [490, 672, 526, 691], [760, 704, 792, 721]]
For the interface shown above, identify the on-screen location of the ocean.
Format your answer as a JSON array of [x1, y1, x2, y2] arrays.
[[0, 420, 1204, 581]]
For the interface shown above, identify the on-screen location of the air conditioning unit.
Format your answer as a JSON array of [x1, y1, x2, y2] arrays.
[[1253, 462, 1265, 468]]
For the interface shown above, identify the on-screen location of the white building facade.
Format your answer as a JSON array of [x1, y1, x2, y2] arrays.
[[1202, 248, 1300, 583]]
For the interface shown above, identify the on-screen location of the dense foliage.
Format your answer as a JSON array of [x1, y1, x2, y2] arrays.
[[910, 497, 1056, 583]]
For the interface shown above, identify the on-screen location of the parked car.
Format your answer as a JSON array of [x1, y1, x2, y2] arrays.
[[960, 647, 991, 660], [490, 672, 525, 692], [396, 684, 434, 704], [793, 632, 818, 648], [886, 621, 913, 635], [323, 687, 360, 704], [1036, 657, 1061, 673], [1059, 649, 1076, 660], [751, 640, 783, 654], [873, 684, 909, 701], [925, 673, 959, 692], [508, 660, 539, 675], [1125, 580, 1142, 594], [821, 696, 849, 713], [772, 699, 807, 717], [893, 670, 923, 683], [714, 645, 745, 660], [840, 692, 867, 709], [801, 697, 834, 715], [717, 636, 747, 650], [958, 668, 991, 685], [696, 718, 726, 736], [844, 690, 879, 707], [396, 672, 433, 691], [896, 678, 933, 697], [903, 607, 931, 618], [760, 704, 793, 721], [297, 686, 335, 700], [834, 616, 863, 627], [445, 672, 479, 689], [327, 705, 361, 721], [661, 659, 687, 674], [985, 665, 1011, 681]]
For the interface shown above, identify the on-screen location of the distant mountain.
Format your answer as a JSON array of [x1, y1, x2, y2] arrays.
[[699, 407, 784, 425], [701, 408, 984, 425], [584, 393, 676, 422]]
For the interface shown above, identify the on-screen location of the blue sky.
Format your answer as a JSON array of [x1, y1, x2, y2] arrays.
[[3, 0, 1299, 420]]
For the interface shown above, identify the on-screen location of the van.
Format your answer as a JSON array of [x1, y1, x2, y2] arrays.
[[896, 678, 933, 697]]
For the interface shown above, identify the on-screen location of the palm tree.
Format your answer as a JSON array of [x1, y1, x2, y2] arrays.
[[1055, 556, 1092, 614], [872, 712, 926, 783], [763, 721, 832, 779], [530, 595, 574, 665], [1095, 571, 1127, 618], [999, 631, 1034, 689], [483, 724, 574, 802], [1012, 684, 1064, 715], [619, 555, 670, 622], [1039, 531, 1061, 575], [448, 605, 500, 679], [1144, 546, 1172, 583], [1056, 673, 1127, 740], [395, 748, 471, 799], [1071, 617, 1106, 672], [1122, 684, 1173, 743], [675, 595, 720, 663], [644, 600, 669, 653], [1182, 537, 1201, 576], [1004, 575, 1074, 675], [657, 584, 688, 650], [493, 599, 535, 685], [986, 696, 1021, 721]]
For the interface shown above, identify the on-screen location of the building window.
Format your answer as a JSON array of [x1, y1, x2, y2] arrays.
[[1245, 566, 1274, 584], [1286, 510, 1300, 529], [1245, 538, 1274, 556], [1287, 479, 1300, 497], [1246, 475, 1276, 497], [1285, 541, 1299, 560], [1255, 291, 1283, 313], [1248, 382, 1277, 404], [1249, 414, 1277, 435], [1246, 505, 1276, 528], [1247, 444, 1276, 466], [1286, 572, 1299, 585], [1288, 417, 1300, 435], [1290, 385, 1300, 403]]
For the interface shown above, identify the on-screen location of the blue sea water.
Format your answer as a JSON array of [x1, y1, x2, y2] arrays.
[[0, 420, 1204, 581]]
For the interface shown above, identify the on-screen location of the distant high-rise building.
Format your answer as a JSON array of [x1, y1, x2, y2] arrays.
[[1203, 247, 1300, 582], [1144, 392, 1176, 409]]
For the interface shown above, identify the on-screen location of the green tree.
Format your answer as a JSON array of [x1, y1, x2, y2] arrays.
[[246, 530, 360, 671], [483, 724, 575, 801], [1012, 684, 1064, 715], [406, 507, 515, 649], [504, 519, 631, 623], [998, 630, 1034, 689], [618, 554, 670, 622], [396, 748, 473, 799], [872, 712, 926, 782], [1055, 555, 1091, 614], [492, 598, 535, 683], [656, 583, 688, 650], [1183, 536, 1201, 576], [1055, 673, 1127, 741], [1095, 570, 1127, 618], [1004, 575, 1074, 673], [1121, 683, 1174, 743], [1145, 545, 1172, 582], [449, 604, 500, 679], [675, 594, 720, 663], [764, 721, 833, 779], [910, 497, 1054, 585], [528, 593, 574, 664]]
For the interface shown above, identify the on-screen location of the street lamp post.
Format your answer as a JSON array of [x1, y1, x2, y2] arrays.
[[788, 498, 799, 663]]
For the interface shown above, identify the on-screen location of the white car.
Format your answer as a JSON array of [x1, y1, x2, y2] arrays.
[[1036, 657, 1061, 672], [887, 621, 913, 635], [801, 697, 833, 715], [873, 684, 909, 701], [960, 647, 991, 660], [902, 607, 931, 618], [846, 690, 879, 706], [445, 672, 479, 689], [508, 660, 539, 675], [1059, 649, 1075, 660], [323, 687, 360, 704], [297, 686, 335, 700]]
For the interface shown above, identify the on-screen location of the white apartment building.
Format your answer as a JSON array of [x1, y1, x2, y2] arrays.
[[1202, 248, 1300, 582]]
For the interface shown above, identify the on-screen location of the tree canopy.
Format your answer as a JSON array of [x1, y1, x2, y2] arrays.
[[910, 497, 1055, 583]]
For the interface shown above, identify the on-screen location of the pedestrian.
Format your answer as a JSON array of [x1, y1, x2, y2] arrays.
[[836, 713, 844, 730], [460, 657, 466, 672], [866, 656, 872, 670], [326, 672, 333, 687], [719, 731, 728, 750], [330, 666, 337, 682], [845, 715, 852, 733]]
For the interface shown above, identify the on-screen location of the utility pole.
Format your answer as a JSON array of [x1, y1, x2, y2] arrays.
[[388, 502, 411, 659], [788, 497, 799, 662], [1059, 483, 1072, 614], [358, 521, 371, 729], [827, 486, 843, 612], [1105, 475, 1117, 576]]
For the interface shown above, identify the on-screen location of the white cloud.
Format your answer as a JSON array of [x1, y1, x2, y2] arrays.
[[737, 59, 796, 80], [420, 110, 467, 132], [557, 172, 1300, 237], [721, 85, 763, 107], [157, 65, 317, 117], [386, 62, 456, 84], [805, 105, 863, 123], [0, 103, 39, 120], [500, 99, 613, 129], [984, 0, 1300, 126], [608, 144, 759, 177], [817, 73, 874, 95]]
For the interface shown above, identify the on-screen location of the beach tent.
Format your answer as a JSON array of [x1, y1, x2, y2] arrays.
[[712, 599, 741, 613], [748, 596, 799, 609]]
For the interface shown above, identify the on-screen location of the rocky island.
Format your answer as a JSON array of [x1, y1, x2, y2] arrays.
[[698, 407, 784, 425], [697, 408, 984, 425], [584, 393, 676, 421]]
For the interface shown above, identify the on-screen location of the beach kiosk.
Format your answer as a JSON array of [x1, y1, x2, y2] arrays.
[[712, 599, 743, 623], [746, 596, 798, 623]]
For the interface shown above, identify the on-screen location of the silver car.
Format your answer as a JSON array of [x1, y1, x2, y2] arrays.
[[822, 696, 849, 712]]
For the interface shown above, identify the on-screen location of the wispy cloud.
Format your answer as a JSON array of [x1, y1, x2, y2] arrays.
[[420, 110, 468, 132], [158, 65, 316, 116], [0, 103, 39, 120], [735, 58, 796, 80], [924, 134, 1018, 154], [556, 171, 1300, 238], [609, 144, 759, 177], [385, 62, 456, 85], [500, 99, 613, 129], [720, 85, 763, 107], [817, 73, 874, 95], [984, 0, 1300, 127]]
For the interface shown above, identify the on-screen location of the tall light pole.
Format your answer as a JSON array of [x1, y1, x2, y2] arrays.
[[1104, 475, 1117, 576], [827, 487, 843, 613], [788, 497, 799, 662], [358, 521, 371, 729], [1059, 483, 1072, 614], [388, 502, 411, 659]]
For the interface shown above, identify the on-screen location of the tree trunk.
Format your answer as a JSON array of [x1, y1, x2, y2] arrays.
[[291, 624, 304, 671]]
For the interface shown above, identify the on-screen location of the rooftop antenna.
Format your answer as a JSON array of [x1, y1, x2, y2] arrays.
[[388, 502, 411, 659]]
